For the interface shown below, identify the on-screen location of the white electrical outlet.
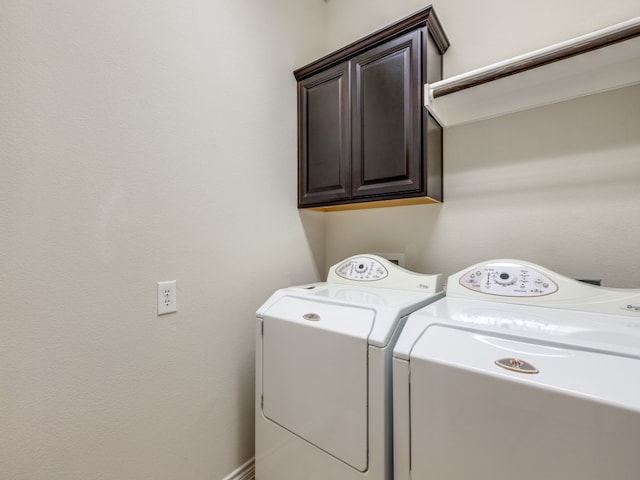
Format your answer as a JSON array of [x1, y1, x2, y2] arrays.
[[157, 280, 177, 315]]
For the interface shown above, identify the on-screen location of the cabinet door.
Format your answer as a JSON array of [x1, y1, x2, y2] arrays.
[[298, 63, 351, 207], [351, 30, 422, 199]]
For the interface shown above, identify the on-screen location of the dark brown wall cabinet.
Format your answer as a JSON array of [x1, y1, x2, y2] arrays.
[[295, 6, 449, 210]]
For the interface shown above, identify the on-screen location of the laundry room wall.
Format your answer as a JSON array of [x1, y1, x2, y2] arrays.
[[323, 0, 640, 287], [1, 1, 325, 479]]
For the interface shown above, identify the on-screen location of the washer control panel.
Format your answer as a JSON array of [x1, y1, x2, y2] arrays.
[[335, 256, 388, 281], [459, 263, 558, 297], [447, 259, 640, 317]]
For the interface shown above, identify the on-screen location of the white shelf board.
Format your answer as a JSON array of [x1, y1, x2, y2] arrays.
[[426, 17, 640, 127]]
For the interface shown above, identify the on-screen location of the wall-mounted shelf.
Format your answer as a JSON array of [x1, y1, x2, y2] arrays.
[[426, 17, 640, 127]]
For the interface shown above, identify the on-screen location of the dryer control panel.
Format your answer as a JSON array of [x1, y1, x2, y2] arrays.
[[334, 256, 389, 281], [327, 255, 443, 293], [459, 263, 558, 297]]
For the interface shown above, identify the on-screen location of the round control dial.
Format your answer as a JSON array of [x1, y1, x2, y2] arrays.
[[355, 263, 368, 274], [494, 272, 517, 286]]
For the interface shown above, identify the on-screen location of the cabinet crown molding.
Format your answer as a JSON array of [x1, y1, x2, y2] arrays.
[[294, 5, 449, 81]]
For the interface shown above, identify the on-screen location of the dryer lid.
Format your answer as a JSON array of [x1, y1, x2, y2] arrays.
[[261, 296, 374, 472], [261, 295, 375, 339]]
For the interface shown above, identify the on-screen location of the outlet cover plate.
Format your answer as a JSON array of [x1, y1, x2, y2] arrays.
[[157, 280, 177, 315]]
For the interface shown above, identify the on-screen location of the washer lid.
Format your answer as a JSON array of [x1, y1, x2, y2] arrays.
[[261, 296, 374, 472], [408, 325, 640, 479], [394, 296, 640, 360], [410, 325, 640, 412]]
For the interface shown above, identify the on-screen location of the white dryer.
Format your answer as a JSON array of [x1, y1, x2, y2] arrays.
[[393, 259, 640, 480], [256, 255, 444, 480]]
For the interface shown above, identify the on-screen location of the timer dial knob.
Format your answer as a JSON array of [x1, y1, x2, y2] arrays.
[[494, 272, 517, 286]]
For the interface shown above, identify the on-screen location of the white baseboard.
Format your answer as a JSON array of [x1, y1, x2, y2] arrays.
[[221, 457, 255, 480]]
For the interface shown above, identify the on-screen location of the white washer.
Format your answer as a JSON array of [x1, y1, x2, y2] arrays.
[[256, 255, 444, 480], [393, 259, 640, 480]]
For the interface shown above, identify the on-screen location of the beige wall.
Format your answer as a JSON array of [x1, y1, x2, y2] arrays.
[[324, 0, 640, 287], [3, 1, 640, 479], [1, 1, 325, 479]]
